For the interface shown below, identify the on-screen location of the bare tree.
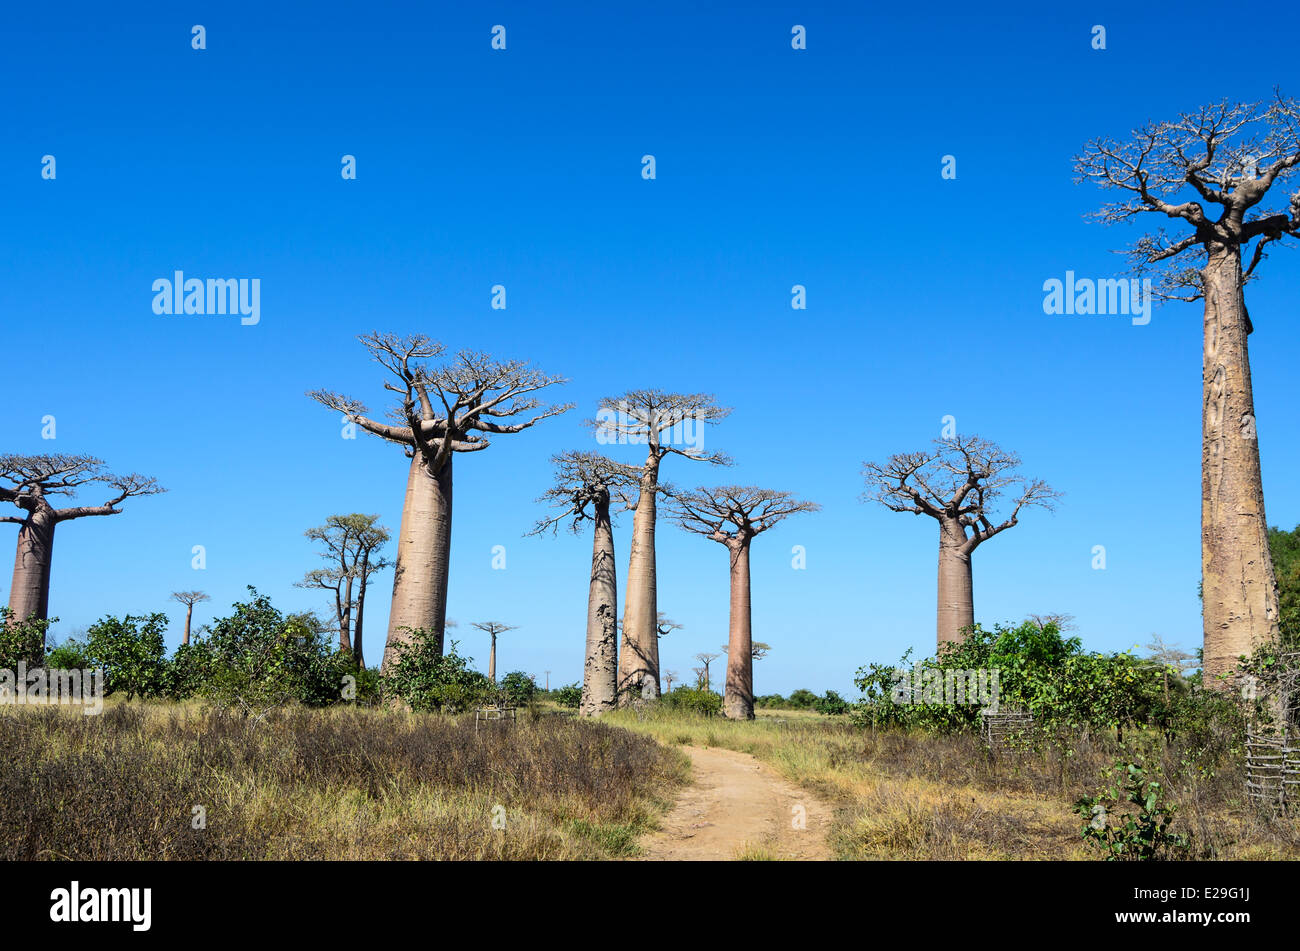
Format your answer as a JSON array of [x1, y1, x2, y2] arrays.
[[295, 513, 391, 665], [0, 454, 164, 623], [722, 640, 771, 660], [863, 436, 1059, 649], [1075, 94, 1300, 686], [530, 451, 637, 716], [591, 390, 731, 702], [672, 487, 819, 719], [472, 621, 518, 683], [693, 653, 721, 692], [663, 669, 679, 692], [656, 612, 683, 638], [310, 334, 570, 671], [170, 591, 210, 646]]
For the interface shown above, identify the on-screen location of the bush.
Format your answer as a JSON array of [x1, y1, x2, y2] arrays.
[[813, 690, 849, 716], [45, 635, 93, 671], [662, 685, 723, 716], [850, 620, 1171, 735], [383, 632, 493, 713], [0, 608, 55, 669], [786, 688, 818, 710], [1075, 762, 1191, 861], [553, 683, 582, 708], [499, 670, 537, 707], [84, 613, 169, 701], [197, 589, 352, 709], [754, 693, 788, 709]]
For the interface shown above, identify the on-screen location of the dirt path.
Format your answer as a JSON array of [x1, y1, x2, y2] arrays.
[[637, 744, 835, 860]]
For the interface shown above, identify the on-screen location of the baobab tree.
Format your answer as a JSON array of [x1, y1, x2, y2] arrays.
[[656, 613, 683, 638], [309, 334, 570, 671], [664, 670, 679, 692], [591, 390, 731, 702], [1075, 94, 1300, 686], [0, 454, 164, 623], [693, 653, 721, 692], [530, 451, 638, 717], [295, 513, 391, 664], [722, 640, 771, 660], [672, 487, 819, 719], [472, 621, 518, 683], [170, 591, 210, 646], [862, 436, 1058, 649]]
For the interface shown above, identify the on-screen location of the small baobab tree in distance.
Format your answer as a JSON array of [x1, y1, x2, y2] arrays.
[[663, 669, 679, 692], [0, 454, 165, 623], [309, 334, 570, 671], [591, 390, 731, 702], [693, 653, 721, 692], [170, 591, 210, 646], [529, 450, 638, 717], [295, 513, 391, 665], [472, 621, 518, 683], [1075, 94, 1300, 687], [672, 487, 819, 719], [863, 435, 1058, 649]]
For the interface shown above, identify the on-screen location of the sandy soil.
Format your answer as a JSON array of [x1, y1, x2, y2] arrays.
[[637, 744, 834, 860]]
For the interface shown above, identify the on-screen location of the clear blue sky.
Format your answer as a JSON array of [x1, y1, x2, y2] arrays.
[[2, 1, 1298, 696]]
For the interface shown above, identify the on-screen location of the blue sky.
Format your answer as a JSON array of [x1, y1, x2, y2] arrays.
[[2, 1, 1298, 696]]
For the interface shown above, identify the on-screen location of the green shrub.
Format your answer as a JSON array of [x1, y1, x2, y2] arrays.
[[786, 688, 818, 710], [813, 689, 849, 716], [383, 631, 493, 713], [84, 613, 169, 701], [45, 635, 93, 671], [1075, 762, 1191, 861], [499, 670, 537, 707], [0, 608, 55, 669], [663, 685, 723, 716], [553, 683, 582, 708]]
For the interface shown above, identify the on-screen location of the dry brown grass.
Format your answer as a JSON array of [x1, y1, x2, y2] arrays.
[[0, 703, 687, 860]]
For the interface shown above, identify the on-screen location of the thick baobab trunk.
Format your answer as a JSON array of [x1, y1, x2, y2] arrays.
[[382, 452, 453, 672], [339, 574, 354, 655], [936, 517, 975, 649], [619, 458, 660, 701], [1201, 248, 1280, 688], [581, 497, 619, 717], [723, 540, 754, 720], [8, 509, 56, 623], [182, 603, 194, 646], [354, 551, 369, 668]]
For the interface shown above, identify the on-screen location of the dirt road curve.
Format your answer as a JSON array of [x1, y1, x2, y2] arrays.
[[637, 744, 834, 860]]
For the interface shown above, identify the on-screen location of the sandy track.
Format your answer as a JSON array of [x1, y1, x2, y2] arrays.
[[637, 744, 834, 860]]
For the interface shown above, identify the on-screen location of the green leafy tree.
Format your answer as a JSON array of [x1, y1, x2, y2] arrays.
[[553, 683, 582, 708], [1269, 524, 1300, 646], [84, 613, 169, 701]]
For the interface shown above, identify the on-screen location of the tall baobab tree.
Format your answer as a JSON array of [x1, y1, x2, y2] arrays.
[[1075, 94, 1300, 687], [170, 591, 210, 646], [591, 391, 731, 702], [672, 487, 819, 719], [472, 621, 518, 683], [0, 454, 164, 623], [693, 653, 721, 692], [530, 451, 637, 717], [309, 334, 570, 671], [862, 436, 1058, 649], [295, 513, 391, 664]]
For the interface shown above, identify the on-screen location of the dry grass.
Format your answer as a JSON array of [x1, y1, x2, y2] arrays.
[[0, 703, 687, 860], [607, 709, 1300, 860]]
